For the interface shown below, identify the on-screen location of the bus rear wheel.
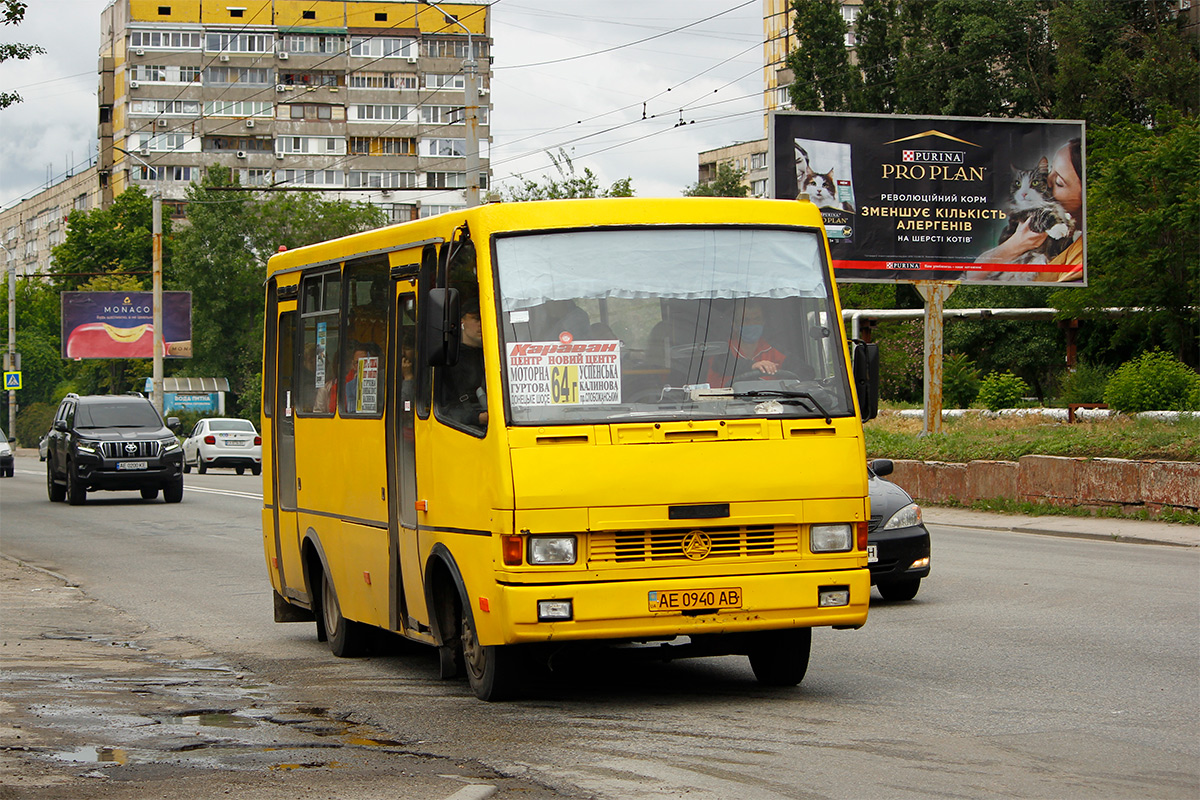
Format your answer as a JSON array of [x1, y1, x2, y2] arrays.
[[319, 566, 367, 658], [747, 627, 812, 687], [461, 607, 522, 702]]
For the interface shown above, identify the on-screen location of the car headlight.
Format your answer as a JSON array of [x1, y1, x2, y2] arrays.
[[528, 535, 577, 565], [882, 502, 922, 530], [810, 523, 853, 553], [74, 440, 99, 455], [159, 437, 181, 452]]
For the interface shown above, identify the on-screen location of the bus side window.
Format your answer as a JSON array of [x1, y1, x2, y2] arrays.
[[340, 255, 388, 417], [297, 269, 340, 416], [434, 234, 487, 434]]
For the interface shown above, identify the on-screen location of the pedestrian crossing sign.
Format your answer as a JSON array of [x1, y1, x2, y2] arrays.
[[3, 371, 21, 390]]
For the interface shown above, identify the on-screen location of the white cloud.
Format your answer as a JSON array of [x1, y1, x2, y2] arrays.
[[0, 0, 766, 208]]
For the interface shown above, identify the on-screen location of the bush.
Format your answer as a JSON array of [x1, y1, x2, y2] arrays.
[[14, 402, 56, 449], [1103, 351, 1200, 412], [977, 371, 1031, 411], [942, 353, 980, 409], [1056, 362, 1112, 405]]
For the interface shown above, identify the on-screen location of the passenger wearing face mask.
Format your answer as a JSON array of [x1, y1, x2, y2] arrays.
[[706, 300, 786, 387]]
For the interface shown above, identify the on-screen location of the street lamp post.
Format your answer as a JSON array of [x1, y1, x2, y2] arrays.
[[421, 0, 480, 207], [114, 147, 164, 415]]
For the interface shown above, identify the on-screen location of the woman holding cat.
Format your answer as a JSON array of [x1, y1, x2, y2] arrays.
[[976, 139, 1083, 281]]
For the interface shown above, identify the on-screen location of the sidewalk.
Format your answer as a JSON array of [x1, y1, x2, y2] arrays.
[[922, 506, 1200, 548]]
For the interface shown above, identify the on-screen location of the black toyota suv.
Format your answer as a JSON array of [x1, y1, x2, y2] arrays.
[[46, 393, 184, 504]]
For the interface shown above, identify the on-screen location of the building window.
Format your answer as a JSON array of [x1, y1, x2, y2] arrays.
[[133, 165, 196, 182], [424, 73, 465, 91], [348, 170, 418, 189], [205, 32, 272, 54], [425, 171, 466, 189], [420, 105, 466, 125], [350, 104, 415, 122], [280, 70, 341, 87], [751, 179, 768, 197], [129, 99, 201, 116], [420, 37, 487, 60], [278, 169, 344, 187], [130, 30, 202, 49], [129, 65, 201, 83], [137, 133, 189, 151], [204, 66, 272, 85], [280, 34, 343, 54], [751, 152, 767, 170], [204, 100, 273, 117], [349, 71, 417, 90], [282, 103, 338, 121], [422, 138, 465, 157], [203, 135, 273, 152], [276, 136, 346, 155], [349, 36, 416, 59], [418, 204, 457, 218], [349, 136, 415, 155], [238, 168, 273, 185]]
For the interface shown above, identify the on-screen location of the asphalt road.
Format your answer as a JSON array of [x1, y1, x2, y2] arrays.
[[2, 453, 1198, 799]]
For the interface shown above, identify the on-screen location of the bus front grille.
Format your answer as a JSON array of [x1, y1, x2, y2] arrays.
[[588, 525, 801, 564]]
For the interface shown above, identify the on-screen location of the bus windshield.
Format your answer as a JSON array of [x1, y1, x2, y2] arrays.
[[494, 226, 855, 425]]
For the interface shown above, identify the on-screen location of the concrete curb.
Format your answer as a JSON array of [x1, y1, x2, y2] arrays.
[[921, 507, 1200, 548]]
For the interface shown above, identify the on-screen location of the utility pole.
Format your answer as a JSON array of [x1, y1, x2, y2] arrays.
[[2, 243, 15, 437], [113, 147, 164, 415], [422, 0, 480, 207]]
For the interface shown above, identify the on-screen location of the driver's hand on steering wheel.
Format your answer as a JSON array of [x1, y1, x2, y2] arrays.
[[753, 360, 779, 375]]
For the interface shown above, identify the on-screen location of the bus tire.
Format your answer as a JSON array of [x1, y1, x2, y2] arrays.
[[461, 606, 522, 701], [747, 627, 812, 687], [319, 565, 367, 658]]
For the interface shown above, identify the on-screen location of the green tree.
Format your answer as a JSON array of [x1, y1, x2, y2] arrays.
[[1051, 119, 1200, 369], [0, 1, 45, 108], [503, 149, 634, 201], [684, 162, 749, 197], [785, 0, 859, 112], [50, 186, 170, 291]]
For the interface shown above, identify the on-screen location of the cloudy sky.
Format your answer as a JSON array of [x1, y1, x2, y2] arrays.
[[0, 0, 766, 210]]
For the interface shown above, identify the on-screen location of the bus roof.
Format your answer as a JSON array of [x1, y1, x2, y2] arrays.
[[265, 197, 827, 277]]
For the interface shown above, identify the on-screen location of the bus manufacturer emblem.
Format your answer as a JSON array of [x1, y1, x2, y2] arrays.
[[682, 530, 712, 560]]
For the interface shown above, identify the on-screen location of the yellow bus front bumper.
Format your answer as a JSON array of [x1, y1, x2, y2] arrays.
[[481, 568, 870, 645]]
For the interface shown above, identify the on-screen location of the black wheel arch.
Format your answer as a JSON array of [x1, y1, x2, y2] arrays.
[[424, 543, 472, 649]]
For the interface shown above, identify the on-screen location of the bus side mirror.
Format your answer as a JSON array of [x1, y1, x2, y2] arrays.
[[425, 287, 461, 367], [851, 340, 879, 421]]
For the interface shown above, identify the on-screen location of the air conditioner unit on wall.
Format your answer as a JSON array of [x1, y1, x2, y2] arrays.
[[278, 51, 289, 60], [406, 56, 418, 64], [245, 118, 255, 128], [276, 84, 287, 92], [135, 48, 145, 56], [219, 53, 230, 62], [236, 150, 247, 159], [156, 119, 168, 128], [129, 80, 140, 89]]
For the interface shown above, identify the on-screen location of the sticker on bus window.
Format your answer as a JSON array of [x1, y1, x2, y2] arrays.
[[507, 340, 621, 406], [355, 356, 379, 413]]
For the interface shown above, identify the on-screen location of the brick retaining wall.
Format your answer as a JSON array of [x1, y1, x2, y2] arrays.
[[888, 456, 1199, 516]]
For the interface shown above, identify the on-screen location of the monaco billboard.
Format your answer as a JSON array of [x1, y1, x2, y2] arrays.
[[770, 112, 1086, 286], [61, 292, 193, 360]]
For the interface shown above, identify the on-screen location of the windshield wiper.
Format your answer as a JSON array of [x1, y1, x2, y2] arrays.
[[731, 390, 833, 424]]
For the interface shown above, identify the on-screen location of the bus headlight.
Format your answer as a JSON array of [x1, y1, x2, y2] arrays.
[[810, 524, 853, 553], [528, 535, 577, 565]]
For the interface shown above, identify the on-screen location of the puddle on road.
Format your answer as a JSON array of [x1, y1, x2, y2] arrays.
[[52, 746, 128, 765]]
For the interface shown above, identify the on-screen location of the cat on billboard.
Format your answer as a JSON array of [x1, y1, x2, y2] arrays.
[[771, 112, 1086, 287], [61, 291, 193, 360]]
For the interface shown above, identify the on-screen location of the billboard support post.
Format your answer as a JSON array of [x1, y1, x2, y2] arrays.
[[152, 191, 163, 416], [913, 282, 955, 436]]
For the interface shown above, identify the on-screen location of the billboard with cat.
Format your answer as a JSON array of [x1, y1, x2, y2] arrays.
[[770, 112, 1086, 286]]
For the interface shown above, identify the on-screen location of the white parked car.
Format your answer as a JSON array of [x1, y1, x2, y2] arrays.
[[182, 418, 261, 475]]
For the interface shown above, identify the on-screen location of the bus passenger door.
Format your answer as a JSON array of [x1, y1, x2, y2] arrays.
[[272, 309, 303, 598], [387, 289, 425, 633]]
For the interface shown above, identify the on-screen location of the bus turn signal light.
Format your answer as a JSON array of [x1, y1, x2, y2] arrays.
[[502, 535, 523, 566], [857, 522, 869, 551]]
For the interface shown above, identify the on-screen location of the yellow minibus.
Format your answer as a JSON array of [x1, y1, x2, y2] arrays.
[[262, 198, 879, 700]]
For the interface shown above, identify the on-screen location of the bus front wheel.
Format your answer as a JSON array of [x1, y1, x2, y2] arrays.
[[319, 566, 368, 658], [747, 627, 812, 686], [460, 607, 522, 701]]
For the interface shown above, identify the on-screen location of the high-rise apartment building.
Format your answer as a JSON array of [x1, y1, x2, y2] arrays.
[[2, 0, 493, 278], [97, 0, 492, 222]]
